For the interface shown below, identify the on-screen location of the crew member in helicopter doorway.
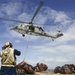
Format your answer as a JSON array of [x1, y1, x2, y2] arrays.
[[0, 42, 21, 75]]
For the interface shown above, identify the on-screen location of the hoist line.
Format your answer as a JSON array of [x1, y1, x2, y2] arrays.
[[23, 35, 31, 61]]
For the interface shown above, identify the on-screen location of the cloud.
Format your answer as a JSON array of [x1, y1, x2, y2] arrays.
[[43, 7, 72, 26], [40, 57, 69, 63], [51, 11, 71, 25], [32, 56, 70, 69], [0, 2, 22, 16], [58, 24, 75, 42], [33, 13, 47, 25], [0, 28, 40, 43], [18, 13, 31, 22]]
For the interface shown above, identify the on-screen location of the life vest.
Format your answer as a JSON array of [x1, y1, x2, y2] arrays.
[[1, 47, 16, 67]]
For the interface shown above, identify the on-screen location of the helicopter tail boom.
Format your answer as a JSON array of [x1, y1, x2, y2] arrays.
[[44, 31, 63, 40]]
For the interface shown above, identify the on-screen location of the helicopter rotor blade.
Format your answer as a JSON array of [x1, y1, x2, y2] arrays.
[[31, 1, 43, 23], [0, 17, 27, 23]]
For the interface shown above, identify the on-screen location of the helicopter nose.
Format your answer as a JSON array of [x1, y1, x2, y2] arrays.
[[10, 26, 18, 30], [10, 27, 15, 30]]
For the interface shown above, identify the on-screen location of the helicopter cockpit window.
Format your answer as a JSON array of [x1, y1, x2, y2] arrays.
[[39, 27, 44, 31], [15, 26, 18, 29], [29, 25, 34, 31], [20, 24, 22, 27]]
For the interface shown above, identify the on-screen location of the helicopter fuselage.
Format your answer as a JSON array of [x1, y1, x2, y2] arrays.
[[11, 23, 45, 36], [11, 23, 63, 40]]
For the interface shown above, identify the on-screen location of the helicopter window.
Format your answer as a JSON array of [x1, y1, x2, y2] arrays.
[[19, 24, 22, 28], [39, 27, 44, 31], [29, 25, 34, 31], [21, 24, 22, 27], [15, 26, 18, 28]]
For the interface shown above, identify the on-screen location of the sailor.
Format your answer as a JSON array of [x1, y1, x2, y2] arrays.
[[0, 42, 21, 75]]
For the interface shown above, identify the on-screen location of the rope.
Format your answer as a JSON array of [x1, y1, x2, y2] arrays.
[[23, 35, 31, 61]]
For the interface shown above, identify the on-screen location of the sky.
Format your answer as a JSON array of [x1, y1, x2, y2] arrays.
[[0, 0, 75, 69]]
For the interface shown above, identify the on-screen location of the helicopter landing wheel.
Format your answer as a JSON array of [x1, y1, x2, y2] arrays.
[[22, 34, 25, 37], [44, 33, 46, 35]]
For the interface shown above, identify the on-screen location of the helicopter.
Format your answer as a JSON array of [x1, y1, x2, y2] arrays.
[[0, 2, 63, 40]]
